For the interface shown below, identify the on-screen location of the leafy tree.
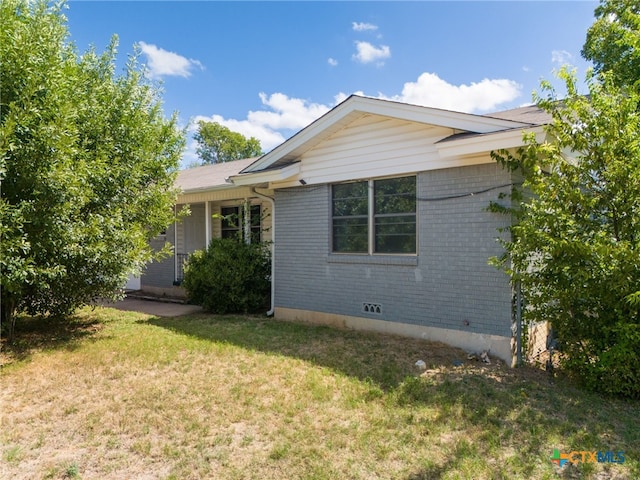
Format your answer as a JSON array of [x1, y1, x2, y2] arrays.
[[193, 120, 262, 165], [0, 0, 185, 341], [582, 0, 640, 90], [491, 69, 640, 397]]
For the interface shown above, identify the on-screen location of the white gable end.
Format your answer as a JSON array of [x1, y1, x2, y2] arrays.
[[231, 96, 545, 188], [287, 114, 452, 186]]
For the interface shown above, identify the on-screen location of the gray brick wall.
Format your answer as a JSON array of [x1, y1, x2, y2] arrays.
[[274, 163, 514, 338], [141, 223, 176, 288]]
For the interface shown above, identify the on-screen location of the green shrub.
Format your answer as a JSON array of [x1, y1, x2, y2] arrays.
[[491, 72, 640, 398], [567, 322, 640, 399], [182, 238, 271, 314]]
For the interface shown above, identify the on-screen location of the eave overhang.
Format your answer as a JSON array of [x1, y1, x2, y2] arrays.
[[228, 162, 301, 186], [178, 183, 243, 195], [436, 125, 547, 159]]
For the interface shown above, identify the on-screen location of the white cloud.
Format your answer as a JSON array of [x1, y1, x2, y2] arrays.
[[328, 57, 338, 67], [191, 93, 332, 154], [551, 49, 574, 65], [352, 22, 378, 32], [353, 41, 391, 65], [138, 41, 204, 79], [387, 72, 522, 113], [250, 93, 331, 131]]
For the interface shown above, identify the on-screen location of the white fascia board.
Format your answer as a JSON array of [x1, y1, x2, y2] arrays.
[[436, 126, 547, 159], [351, 96, 532, 132], [242, 96, 532, 173], [229, 162, 301, 186]]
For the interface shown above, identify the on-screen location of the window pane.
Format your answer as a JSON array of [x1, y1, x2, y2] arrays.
[[375, 177, 416, 215], [221, 229, 238, 240], [332, 182, 368, 216], [375, 215, 416, 253], [332, 182, 368, 252], [249, 229, 261, 243], [250, 205, 261, 243], [250, 205, 261, 228], [221, 205, 261, 243], [333, 217, 368, 253], [374, 176, 416, 254], [221, 206, 240, 240], [221, 207, 239, 227]]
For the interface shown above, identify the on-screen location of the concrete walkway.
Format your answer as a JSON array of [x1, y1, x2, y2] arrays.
[[105, 297, 203, 317]]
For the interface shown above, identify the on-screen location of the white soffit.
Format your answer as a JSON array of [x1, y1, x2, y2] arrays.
[[436, 126, 547, 159]]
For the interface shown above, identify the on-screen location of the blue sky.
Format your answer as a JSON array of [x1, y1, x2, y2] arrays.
[[65, 1, 598, 166]]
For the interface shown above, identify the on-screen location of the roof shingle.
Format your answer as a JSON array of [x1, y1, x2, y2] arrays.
[[176, 157, 259, 193]]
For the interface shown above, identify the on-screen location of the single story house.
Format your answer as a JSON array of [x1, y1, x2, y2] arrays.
[[140, 95, 550, 365]]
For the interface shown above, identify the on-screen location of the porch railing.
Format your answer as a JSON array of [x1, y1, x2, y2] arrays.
[[175, 253, 189, 285]]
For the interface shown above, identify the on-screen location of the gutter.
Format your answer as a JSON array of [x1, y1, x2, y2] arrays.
[[251, 187, 275, 316]]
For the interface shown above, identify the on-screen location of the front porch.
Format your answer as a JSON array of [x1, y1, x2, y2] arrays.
[[140, 194, 272, 296], [139, 159, 273, 298], [172, 199, 271, 285]]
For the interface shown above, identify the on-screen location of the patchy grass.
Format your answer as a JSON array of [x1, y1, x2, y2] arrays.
[[1, 307, 638, 480]]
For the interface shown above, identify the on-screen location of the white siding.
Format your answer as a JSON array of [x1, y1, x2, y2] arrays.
[[297, 115, 453, 185], [125, 274, 141, 290], [176, 203, 206, 254], [211, 203, 221, 240]]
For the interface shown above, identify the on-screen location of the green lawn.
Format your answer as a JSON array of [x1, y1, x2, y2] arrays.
[[1, 307, 638, 480]]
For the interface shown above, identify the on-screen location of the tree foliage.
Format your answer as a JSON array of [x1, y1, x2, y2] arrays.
[[491, 69, 640, 397], [0, 0, 185, 341], [193, 120, 262, 165], [582, 0, 640, 90]]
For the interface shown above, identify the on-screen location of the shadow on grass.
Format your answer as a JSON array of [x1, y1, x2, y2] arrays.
[[1, 312, 104, 365], [144, 314, 640, 480], [143, 313, 475, 390], [397, 369, 639, 480]]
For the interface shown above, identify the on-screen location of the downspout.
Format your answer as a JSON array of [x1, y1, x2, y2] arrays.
[[251, 187, 275, 316]]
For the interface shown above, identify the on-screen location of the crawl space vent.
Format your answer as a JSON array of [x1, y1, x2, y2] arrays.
[[362, 303, 382, 314]]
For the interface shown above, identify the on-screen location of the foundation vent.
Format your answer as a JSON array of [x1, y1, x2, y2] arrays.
[[362, 303, 382, 314]]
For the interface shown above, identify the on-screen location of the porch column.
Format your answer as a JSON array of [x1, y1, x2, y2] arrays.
[[173, 214, 179, 283], [205, 201, 212, 246], [243, 199, 251, 244]]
